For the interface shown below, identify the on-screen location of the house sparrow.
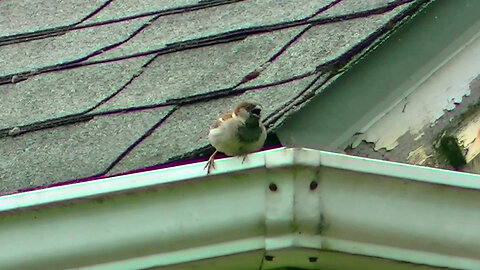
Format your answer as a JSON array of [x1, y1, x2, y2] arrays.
[[204, 102, 267, 174]]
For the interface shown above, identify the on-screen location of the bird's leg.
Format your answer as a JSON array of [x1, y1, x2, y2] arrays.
[[241, 154, 248, 164], [204, 150, 218, 174]]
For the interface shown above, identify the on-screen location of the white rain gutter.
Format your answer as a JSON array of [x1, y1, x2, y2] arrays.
[[1, 148, 480, 270]]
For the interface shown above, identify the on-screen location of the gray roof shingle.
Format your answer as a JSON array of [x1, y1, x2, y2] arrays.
[[0, 16, 152, 76], [1, 57, 149, 129], [93, 27, 305, 112], [0, 0, 106, 37], [0, 0, 430, 194], [1, 107, 173, 192]]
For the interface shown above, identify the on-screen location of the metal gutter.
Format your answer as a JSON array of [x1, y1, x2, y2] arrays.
[[1, 148, 480, 269]]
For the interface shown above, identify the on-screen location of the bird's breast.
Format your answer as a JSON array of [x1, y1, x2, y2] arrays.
[[208, 118, 266, 156], [236, 124, 262, 143]]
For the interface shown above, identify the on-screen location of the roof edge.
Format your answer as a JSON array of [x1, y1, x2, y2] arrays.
[[1, 147, 479, 212], [1, 148, 480, 269]]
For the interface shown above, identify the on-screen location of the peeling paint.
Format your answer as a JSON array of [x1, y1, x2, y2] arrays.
[[466, 138, 480, 164], [457, 111, 480, 151], [459, 116, 480, 163], [413, 132, 424, 141], [352, 31, 480, 151], [407, 146, 432, 165], [350, 133, 366, 149]]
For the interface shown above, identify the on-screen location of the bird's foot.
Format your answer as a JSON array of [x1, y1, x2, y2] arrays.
[[204, 150, 218, 175], [204, 158, 216, 174]]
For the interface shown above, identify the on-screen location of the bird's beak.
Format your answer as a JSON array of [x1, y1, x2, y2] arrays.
[[251, 107, 261, 117]]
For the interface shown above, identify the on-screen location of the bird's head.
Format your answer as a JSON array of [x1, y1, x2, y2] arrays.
[[233, 102, 262, 122]]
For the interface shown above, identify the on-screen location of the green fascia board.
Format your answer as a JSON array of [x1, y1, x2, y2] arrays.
[[277, 0, 480, 149], [1, 148, 480, 269]]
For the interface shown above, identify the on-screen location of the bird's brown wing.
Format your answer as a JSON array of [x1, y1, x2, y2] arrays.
[[211, 110, 234, 128]]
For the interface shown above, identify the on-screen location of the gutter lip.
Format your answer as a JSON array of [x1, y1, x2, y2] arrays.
[[1, 147, 479, 212]]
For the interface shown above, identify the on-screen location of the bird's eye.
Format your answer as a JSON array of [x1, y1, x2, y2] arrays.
[[251, 108, 261, 116]]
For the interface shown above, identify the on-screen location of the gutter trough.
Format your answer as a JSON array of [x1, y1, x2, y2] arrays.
[[1, 148, 480, 270]]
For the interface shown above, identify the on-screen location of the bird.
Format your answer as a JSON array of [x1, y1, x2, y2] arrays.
[[204, 101, 267, 174]]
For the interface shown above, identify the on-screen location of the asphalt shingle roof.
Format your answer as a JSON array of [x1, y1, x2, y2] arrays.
[[0, 0, 429, 194]]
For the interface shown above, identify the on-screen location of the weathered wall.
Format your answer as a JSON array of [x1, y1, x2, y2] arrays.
[[347, 74, 480, 173]]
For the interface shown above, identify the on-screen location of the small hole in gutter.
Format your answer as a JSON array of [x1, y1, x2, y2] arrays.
[[309, 257, 318, 262], [268, 183, 277, 192], [265, 255, 274, 261], [309, 181, 318, 190]]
